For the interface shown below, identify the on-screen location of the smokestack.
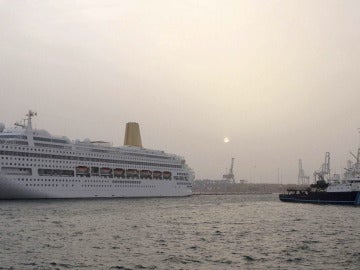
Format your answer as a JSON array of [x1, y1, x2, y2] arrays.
[[124, 122, 143, 147]]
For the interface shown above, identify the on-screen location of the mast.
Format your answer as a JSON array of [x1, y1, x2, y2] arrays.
[[26, 110, 37, 130]]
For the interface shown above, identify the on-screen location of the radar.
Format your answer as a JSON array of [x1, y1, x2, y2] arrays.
[[0, 123, 5, 132]]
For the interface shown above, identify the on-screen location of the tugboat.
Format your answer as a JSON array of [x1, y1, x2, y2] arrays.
[[280, 150, 360, 206]]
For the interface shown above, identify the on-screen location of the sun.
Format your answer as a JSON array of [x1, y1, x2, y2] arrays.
[[223, 137, 230, 143]]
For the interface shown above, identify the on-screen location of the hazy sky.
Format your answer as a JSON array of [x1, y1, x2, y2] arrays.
[[1, 0, 360, 183]]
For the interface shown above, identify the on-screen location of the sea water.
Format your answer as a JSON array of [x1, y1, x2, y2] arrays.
[[0, 194, 359, 269]]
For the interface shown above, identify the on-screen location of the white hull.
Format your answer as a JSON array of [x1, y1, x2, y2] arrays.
[[0, 175, 192, 199]]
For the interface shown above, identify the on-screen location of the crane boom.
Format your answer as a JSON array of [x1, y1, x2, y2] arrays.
[[223, 158, 235, 183], [229, 158, 234, 174]]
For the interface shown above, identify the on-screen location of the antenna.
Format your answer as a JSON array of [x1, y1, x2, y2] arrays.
[[14, 120, 25, 128], [26, 110, 37, 130]]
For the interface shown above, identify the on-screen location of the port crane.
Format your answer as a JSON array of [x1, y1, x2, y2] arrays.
[[314, 152, 330, 181], [223, 158, 235, 183], [298, 159, 310, 185], [345, 147, 360, 179]]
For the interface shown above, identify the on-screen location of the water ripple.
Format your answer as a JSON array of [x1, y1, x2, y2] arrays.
[[0, 195, 359, 269]]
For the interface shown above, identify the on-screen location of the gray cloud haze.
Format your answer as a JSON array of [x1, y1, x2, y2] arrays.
[[1, 0, 360, 182]]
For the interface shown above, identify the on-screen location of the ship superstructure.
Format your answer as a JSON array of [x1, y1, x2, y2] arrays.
[[0, 111, 194, 199]]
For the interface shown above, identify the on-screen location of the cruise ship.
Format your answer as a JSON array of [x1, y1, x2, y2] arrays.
[[0, 111, 194, 199]]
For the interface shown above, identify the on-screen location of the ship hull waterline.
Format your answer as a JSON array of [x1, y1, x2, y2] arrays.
[[279, 191, 360, 205], [0, 176, 192, 200]]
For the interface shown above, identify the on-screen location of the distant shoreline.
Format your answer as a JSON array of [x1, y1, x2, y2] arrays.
[[192, 181, 307, 195]]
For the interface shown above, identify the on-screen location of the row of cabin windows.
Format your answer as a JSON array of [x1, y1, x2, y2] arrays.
[[26, 183, 71, 187], [177, 182, 191, 186], [82, 185, 112, 188], [0, 144, 172, 161], [0, 150, 182, 168], [174, 176, 188, 180], [18, 178, 140, 183], [79, 184, 155, 188], [0, 140, 28, 145], [1, 157, 178, 173], [1, 162, 72, 169], [2, 156, 73, 163], [112, 180, 141, 184], [16, 178, 150, 184], [34, 143, 70, 149], [33, 137, 68, 144], [1, 160, 176, 173], [19, 178, 80, 182], [24, 183, 155, 188], [1, 161, 179, 176]]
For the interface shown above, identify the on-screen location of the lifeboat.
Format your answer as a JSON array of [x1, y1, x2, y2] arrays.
[[76, 166, 90, 174], [140, 170, 152, 179], [114, 168, 125, 177], [153, 171, 162, 179], [126, 169, 139, 178], [100, 167, 112, 175], [163, 171, 172, 179]]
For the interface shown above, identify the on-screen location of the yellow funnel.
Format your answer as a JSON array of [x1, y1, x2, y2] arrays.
[[124, 122, 143, 147]]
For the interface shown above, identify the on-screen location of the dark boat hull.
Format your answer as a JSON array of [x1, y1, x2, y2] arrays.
[[279, 191, 360, 205]]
